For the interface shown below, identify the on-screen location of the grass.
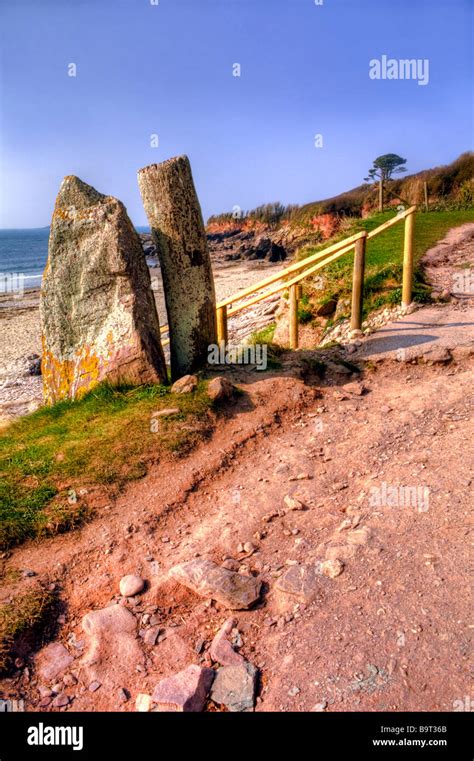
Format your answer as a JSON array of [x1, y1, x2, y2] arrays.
[[300, 209, 474, 319], [0, 587, 55, 674], [0, 382, 215, 550]]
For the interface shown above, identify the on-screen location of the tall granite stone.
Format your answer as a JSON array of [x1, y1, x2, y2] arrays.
[[40, 176, 168, 403], [137, 156, 217, 381]]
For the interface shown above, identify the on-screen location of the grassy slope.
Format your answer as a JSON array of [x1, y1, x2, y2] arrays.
[[299, 209, 474, 319], [0, 383, 215, 550]]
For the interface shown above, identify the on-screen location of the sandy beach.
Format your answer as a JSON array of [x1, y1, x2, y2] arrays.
[[0, 259, 283, 422]]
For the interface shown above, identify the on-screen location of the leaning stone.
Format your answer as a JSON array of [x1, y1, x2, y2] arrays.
[[41, 175, 167, 404], [210, 661, 257, 712], [138, 156, 217, 380], [119, 574, 145, 597], [171, 374, 198, 394], [152, 664, 214, 712], [169, 559, 261, 610], [209, 618, 244, 666], [36, 642, 74, 683], [275, 564, 319, 604], [207, 376, 235, 403]]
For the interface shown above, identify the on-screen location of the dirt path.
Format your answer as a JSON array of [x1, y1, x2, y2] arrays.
[[0, 225, 472, 713]]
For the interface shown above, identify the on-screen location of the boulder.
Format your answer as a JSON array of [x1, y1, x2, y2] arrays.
[[40, 176, 167, 404]]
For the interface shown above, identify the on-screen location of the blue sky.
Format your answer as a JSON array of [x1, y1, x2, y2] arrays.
[[0, 0, 472, 228]]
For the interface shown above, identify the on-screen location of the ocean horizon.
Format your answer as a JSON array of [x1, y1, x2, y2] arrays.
[[0, 226, 151, 290]]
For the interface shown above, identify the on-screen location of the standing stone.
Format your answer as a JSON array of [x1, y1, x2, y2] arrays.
[[137, 156, 217, 380], [40, 176, 167, 404]]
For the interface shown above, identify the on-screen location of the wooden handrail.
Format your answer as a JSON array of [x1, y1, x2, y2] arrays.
[[159, 206, 416, 349], [217, 229, 367, 309]]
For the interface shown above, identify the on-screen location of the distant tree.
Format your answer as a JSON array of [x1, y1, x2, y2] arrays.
[[365, 153, 407, 211]]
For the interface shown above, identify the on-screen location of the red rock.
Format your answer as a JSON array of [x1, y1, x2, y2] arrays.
[[152, 664, 214, 712], [169, 558, 261, 610], [209, 618, 244, 666]]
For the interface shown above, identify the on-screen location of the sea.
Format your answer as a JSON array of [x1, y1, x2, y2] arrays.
[[0, 227, 151, 292]]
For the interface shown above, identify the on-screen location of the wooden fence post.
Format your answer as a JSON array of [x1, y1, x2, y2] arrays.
[[350, 233, 367, 330], [216, 305, 228, 349], [402, 210, 415, 307], [289, 283, 299, 349]]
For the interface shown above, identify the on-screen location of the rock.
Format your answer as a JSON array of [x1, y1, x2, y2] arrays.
[[118, 688, 129, 703], [38, 697, 52, 708], [316, 299, 337, 317], [152, 664, 214, 712], [422, 347, 452, 364], [275, 564, 319, 604], [36, 642, 74, 682], [52, 693, 70, 708], [144, 626, 161, 646], [210, 661, 257, 712], [41, 175, 167, 403], [119, 574, 145, 597], [343, 381, 366, 396], [321, 559, 344, 578], [169, 559, 261, 610], [288, 686, 300, 697], [136, 693, 153, 712], [283, 494, 307, 511], [171, 374, 198, 394], [88, 681, 101, 692], [209, 618, 244, 666], [207, 376, 235, 402], [138, 156, 217, 380], [81, 605, 143, 690], [311, 700, 327, 712]]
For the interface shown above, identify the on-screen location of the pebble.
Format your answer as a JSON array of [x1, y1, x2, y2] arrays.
[[288, 686, 300, 697], [119, 574, 145, 597], [52, 693, 70, 708], [88, 681, 101, 692]]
